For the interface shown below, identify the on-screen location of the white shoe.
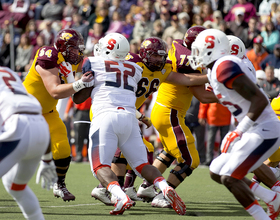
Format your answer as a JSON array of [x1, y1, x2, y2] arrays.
[[124, 187, 143, 201], [53, 181, 75, 202], [266, 192, 280, 220], [162, 186, 186, 215], [109, 195, 134, 215], [137, 184, 157, 202], [151, 192, 171, 208], [91, 187, 114, 206]]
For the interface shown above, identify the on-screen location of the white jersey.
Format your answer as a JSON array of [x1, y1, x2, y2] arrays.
[[87, 56, 143, 117], [208, 55, 278, 124], [0, 67, 42, 122], [242, 56, 256, 78]]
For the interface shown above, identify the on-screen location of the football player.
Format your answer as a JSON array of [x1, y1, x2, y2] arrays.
[[0, 66, 57, 219], [23, 28, 94, 201], [73, 33, 186, 215], [189, 29, 280, 220], [79, 36, 210, 205]]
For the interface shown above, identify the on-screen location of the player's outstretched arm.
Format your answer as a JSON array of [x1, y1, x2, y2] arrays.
[[166, 71, 208, 86], [190, 85, 219, 103]]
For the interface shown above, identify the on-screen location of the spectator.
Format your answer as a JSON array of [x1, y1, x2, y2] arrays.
[[15, 33, 33, 72], [159, 8, 171, 30], [192, 0, 204, 14], [29, 0, 48, 20], [105, 11, 124, 35], [178, 11, 190, 30], [24, 19, 39, 46], [122, 12, 134, 41], [241, 17, 261, 49], [162, 14, 186, 42], [77, 0, 95, 21], [41, 0, 64, 21], [129, 39, 139, 54], [211, 10, 223, 29], [63, 0, 78, 20], [182, 2, 194, 26], [39, 20, 55, 46], [108, 0, 122, 19], [142, 0, 157, 22], [199, 1, 214, 22], [87, 6, 110, 33], [119, 0, 137, 18], [203, 20, 214, 29], [0, 31, 15, 68], [198, 102, 232, 166], [218, 20, 234, 35], [247, 36, 269, 71], [224, 0, 257, 23], [71, 12, 89, 43], [228, 9, 248, 38], [261, 43, 280, 70], [85, 22, 104, 55], [192, 13, 204, 26], [151, 19, 164, 38], [132, 11, 153, 45], [261, 20, 280, 54], [223, 0, 237, 15], [259, 65, 280, 100], [185, 96, 206, 164]]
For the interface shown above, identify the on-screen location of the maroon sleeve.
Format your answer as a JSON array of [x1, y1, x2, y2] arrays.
[[36, 46, 60, 69]]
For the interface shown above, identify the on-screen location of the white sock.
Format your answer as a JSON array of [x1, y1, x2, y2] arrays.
[[153, 176, 169, 192], [246, 200, 270, 220], [107, 181, 126, 201], [250, 182, 276, 203]]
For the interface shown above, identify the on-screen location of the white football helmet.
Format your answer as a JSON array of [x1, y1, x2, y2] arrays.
[[98, 33, 130, 60], [189, 29, 230, 70], [227, 35, 246, 59]]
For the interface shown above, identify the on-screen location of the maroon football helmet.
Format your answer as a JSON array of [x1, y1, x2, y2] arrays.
[[54, 28, 85, 65], [139, 37, 167, 72], [183, 26, 206, 49]]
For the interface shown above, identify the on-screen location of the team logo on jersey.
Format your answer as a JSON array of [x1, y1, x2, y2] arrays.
[[125, 53, 134, 60], [60, 33, 73, 41], [142, 40, 152, 48]]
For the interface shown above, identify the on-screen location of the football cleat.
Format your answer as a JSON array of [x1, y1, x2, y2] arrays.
[[53, 181, 75, 202], [162, 186, 186, 215], [110, 195, 134, 215], [91, 187, 114, 206], [151, 192, 172, 208], [265, 192, 280, 220], [124, 187, 143, 201], [137, 184, 158, 202]]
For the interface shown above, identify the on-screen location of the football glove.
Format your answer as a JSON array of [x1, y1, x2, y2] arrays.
[[220, 130, 242, 153], [59, 61, 72, 78], [36, 160, 58, 190]]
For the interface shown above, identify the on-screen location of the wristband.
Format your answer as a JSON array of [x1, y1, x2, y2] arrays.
[[136, 110, 144, 121], [73, 79, 85, 92], [41, 152, 52, 161], [236, 116, 254, 133]]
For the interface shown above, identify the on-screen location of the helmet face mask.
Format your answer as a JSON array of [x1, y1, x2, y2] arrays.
[[139, 37, 167, 72], [98, 33, 130, 60], [189, 29, 230, 70], [227, 35, 246, 59], [54, 28, 85, 65]]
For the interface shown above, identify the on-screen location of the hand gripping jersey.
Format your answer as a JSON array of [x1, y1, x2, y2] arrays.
[[125, 52, 173, 109], [156, 39, 201, 114], [0, 67, 42, 122], [23, 46, 79, 114], [89, 56, 143, 117], [208, 55, 278, 124]]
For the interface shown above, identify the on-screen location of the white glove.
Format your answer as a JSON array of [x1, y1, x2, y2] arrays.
[[36, 160, 58, 190]]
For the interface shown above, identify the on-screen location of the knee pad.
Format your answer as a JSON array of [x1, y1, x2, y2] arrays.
[[170, 163, 193, 182], [156, 150, 175, 168], [112, 156, 127, 165]]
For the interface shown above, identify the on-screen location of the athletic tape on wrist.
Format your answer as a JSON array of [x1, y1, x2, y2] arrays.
[[236, 116, 254, 133], [73, 79, 85, 92], [41, 152, 52, 161]]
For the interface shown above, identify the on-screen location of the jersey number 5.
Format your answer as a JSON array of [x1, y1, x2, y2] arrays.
[[105, 61, 136, 91]]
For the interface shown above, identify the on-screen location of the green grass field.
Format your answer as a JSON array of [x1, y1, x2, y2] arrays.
[[0, 163, 266, 220]]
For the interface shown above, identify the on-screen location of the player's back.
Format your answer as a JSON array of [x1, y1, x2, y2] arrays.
[[23, 46, 79, 114], [125, 52, 173, 109], [0, 67, 42, 121], [210, 55, 277, 124], [89, 56, 143, 116], [156, 39, 200, 113]]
